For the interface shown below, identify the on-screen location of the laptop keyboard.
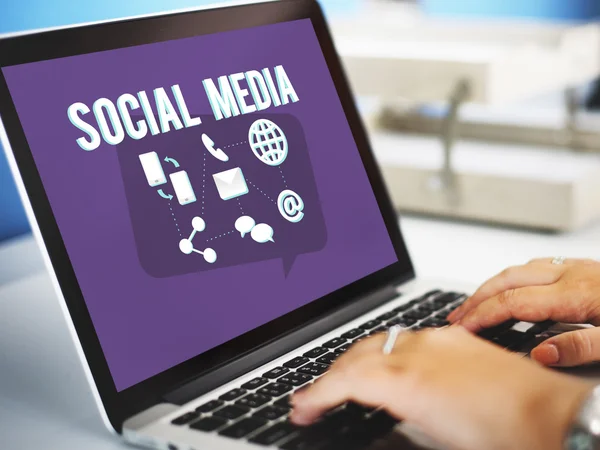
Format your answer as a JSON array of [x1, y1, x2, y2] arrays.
[[170, 289, 552, 449]]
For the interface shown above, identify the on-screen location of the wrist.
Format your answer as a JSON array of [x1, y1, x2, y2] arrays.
[[528, 375, 593, 450]]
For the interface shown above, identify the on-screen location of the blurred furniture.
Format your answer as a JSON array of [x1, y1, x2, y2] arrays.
[[332, 1, 600, 231]]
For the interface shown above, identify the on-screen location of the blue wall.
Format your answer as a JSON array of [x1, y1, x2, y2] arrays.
[[421, 0, 600, 20], [0, 0, 355, 242]]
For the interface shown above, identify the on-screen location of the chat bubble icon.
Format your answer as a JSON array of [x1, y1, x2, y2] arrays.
[[251, 223, 274, 243], [235, 216, 256, 238]]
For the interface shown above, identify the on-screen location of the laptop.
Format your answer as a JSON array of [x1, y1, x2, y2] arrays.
[[0, 1, 554, 449]]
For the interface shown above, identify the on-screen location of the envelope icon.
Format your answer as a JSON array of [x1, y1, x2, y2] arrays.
[[213, 167, 249, 201]]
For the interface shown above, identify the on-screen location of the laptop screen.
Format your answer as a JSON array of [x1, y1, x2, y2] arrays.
[[2, 18, 398, 391]]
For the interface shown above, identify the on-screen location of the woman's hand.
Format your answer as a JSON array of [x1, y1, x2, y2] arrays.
[[290, 328, 591, 450], [448, 258, 600, 367]]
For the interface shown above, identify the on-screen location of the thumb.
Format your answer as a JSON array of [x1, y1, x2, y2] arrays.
[[531, 327, 600, 367]]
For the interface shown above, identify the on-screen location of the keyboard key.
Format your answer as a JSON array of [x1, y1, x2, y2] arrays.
[[279, 420, 336, 450], [254, 405, 290, 421], [479, 320, 517, 341], [359, 320, 381, 330], [416, 303, 438, 313], [213, 404, 251, 420], [196, 399, 224, 413], [369, 327, 387, 335], [527, 321, 554, 335], [492, 330, 530, 350], [323, 338, 346, 349], [365, 409, 399, 434], [345, 401, 376, 414], [404, 309, 431, 320], [190, 416, 227, 432], [279, 372, 313, 387], [437, 292, 466, 304], [316, 352, 339, 365], [392, 302, 413, 313], [219, 388, 247, 402], [421, 318, 449, 328], [376, 311, 397, 321], [241, 377, 269, 390], [171, 411, 199, 426], [249, 421, 300, 446], [334, 344, 352, 354], [387, 316, 416, 327], [336, 409, 398, 448], [297, 362, 329, 376], [219, 417, 268, 439], [263, 366, 290, 379], [324, 407, 366, 429], [275, 395, 291, 408], [430, 299, 449, 309], [284, 357, 310, 369], [258, 382, 293, 397], [434, 310, 451, 319], [280, 433, 333, 450], [303, 347, 328, 358], [236, 393, 272, 409], [420, 290, 443, 300], [340, 328, 363, 340]]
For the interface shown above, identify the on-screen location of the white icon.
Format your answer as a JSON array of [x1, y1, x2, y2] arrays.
[[248, 119, 288, 166], [169, 170, 197, 206], [179, 216, 217, 263], [234, 215, 274, 244], [213, 167, 249, 201], [235, 216, 256, 238], [278, 189, 305, 223], [139, 151, 167, 187], [202, 133, 229, 162], [251, 223, 275, 243]]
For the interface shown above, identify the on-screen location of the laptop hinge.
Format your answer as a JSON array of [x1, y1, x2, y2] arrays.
[[163, 283, 401, 406]]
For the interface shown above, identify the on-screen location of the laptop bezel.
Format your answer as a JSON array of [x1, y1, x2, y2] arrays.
[[0, 0, 415, 432]]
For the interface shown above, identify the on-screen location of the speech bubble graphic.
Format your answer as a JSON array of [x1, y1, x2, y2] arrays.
[[117, 113, 327, 278], [251, 223, 275, 243], [235, 215, 256, 238]]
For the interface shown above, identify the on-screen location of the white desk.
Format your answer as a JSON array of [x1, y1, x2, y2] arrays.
[[1, 216, 600, 449]]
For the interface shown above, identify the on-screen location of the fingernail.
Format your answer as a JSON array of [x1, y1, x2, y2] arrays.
[[532, 343, 559, 365]]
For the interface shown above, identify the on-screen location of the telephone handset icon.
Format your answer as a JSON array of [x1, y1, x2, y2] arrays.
[[202, 134, 230, 162]]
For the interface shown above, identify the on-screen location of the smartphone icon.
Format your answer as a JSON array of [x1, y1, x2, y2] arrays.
[[139, 151, 167, 187], [170, 171, 197, 206]]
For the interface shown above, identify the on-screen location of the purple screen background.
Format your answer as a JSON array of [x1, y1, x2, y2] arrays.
[[3, 20, 397, 391]]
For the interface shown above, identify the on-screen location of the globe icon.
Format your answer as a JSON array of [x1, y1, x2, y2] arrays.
[[248, 119, 288, 166]]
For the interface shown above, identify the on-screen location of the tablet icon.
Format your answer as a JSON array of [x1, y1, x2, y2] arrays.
[[202, 133, 229, 162]]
